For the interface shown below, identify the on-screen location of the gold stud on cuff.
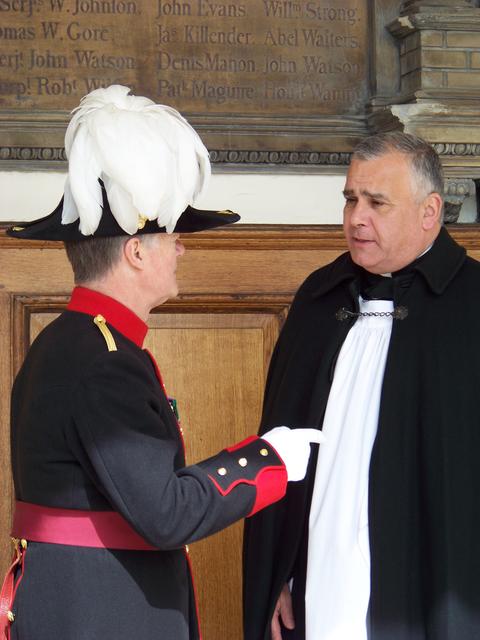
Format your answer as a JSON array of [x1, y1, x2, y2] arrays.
[[217, 467, 227, 476], [238, 457, 248, 467], [260, 448, 269, 456]]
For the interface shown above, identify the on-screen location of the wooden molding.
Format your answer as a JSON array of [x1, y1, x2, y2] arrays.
[[2, 222, 480, 247]]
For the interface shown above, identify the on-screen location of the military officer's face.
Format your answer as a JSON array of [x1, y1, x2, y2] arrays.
[[143, 233, 185, 306], [342, 151, 441, 274]]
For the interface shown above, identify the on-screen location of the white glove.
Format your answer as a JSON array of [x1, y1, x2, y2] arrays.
[[262, 426, 325, 481]]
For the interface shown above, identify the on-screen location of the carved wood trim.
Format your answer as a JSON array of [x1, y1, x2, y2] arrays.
[[3, 144, 480, 170], [0, 223, 348, 249], [11, 295, 69, 378], [0, 147, 354, 170], [10, 292, 291, 374], [4, 142, 480, 169], [0, 108, 368, 169], [2, 223, 480, 248]]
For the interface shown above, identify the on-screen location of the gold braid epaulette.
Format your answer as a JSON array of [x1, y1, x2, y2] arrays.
[[93, 315, 117, 352]]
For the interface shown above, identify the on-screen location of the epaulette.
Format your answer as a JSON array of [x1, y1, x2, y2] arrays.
[[93, 315, 117, 352]]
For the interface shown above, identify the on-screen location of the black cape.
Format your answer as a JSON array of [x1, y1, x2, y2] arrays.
[[243, 227, 480, 640]]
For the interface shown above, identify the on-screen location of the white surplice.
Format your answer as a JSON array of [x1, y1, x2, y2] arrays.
[[305, 297, 394, 640]]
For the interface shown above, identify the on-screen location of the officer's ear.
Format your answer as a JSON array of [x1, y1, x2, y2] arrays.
[[123, 236, 147, 271]]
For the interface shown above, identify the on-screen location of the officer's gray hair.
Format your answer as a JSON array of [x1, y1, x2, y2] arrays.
[[352, 132, 444, 201], [64, 234, 157, 284]]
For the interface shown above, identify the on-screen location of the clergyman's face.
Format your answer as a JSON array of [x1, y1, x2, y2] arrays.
[[343, 152, 434, 274], [143, 233, 185, 306]]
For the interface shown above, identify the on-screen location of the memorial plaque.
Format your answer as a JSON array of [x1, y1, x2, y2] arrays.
[[0, 0, 370, 167]]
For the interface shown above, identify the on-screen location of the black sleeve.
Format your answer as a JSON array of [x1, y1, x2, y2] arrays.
[[66, 350, 286, 549]]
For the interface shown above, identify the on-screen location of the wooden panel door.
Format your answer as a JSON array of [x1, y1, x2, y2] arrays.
[[147, 311, 285, 639]]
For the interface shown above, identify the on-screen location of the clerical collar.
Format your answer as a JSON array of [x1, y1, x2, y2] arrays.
[[360, 244, 434, 301], [392, 243, 433, 278], [360, 273, 394, 301], [311, 227, 466, 300], [67, 286, 148, 347]]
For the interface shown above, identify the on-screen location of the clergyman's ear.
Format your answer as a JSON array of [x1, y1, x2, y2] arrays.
[[422, 192, 443, 230]]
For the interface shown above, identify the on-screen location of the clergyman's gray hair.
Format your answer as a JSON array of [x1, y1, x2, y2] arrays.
[[352, 132, 444, 200]]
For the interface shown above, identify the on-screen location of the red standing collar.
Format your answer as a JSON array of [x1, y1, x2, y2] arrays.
[[67, 286, 148, 348]]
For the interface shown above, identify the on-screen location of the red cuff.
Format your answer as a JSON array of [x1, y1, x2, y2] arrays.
[[226, 435, 258, 453], [247, 465, 288, 516], [201, 435, 287, 515]]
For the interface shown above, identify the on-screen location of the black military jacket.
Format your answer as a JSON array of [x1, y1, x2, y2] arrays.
[[10, 286, 286, 640]]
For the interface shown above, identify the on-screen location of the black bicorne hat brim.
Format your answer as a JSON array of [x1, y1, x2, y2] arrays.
[[7, 186, 240, 241]]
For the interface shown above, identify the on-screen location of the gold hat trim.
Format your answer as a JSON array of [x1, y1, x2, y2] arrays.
[[137, 215, 148, 230]]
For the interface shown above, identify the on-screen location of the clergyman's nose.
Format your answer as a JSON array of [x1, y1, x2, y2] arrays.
[[349, 202, 369, 227]]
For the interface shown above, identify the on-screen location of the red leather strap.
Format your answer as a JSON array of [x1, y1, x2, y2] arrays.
[[0, 539, 26, 640], [11, 501, 157, 550], [2, 500, 156, 636]]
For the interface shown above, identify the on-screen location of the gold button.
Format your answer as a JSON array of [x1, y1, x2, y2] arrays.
[[260, 448, 269, 456], [238, 457, 248, 467], [7, 611, 15, 623], [185, 545, 190, 554], [20, 539, 27, 550], [217, 467, 227, 476]]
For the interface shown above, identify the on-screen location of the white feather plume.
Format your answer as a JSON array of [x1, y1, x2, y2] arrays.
[[62, 85, 211, 235]]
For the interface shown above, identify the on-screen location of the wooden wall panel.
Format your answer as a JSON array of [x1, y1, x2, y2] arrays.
[[147, 312, 284, 640], [0, 291, 12, 568], [1, 224, 480, 639]]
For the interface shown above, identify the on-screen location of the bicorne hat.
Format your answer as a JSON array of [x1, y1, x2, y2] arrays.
[[7, 85, 240, 241]]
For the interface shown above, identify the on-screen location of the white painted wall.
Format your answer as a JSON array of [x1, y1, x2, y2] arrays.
[[0, 169, 476, 224], [0, 170, 347, 224]]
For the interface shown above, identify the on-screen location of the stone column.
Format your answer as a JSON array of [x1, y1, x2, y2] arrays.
[[400, 1, 476, 11], [369, 0, 480, 221]]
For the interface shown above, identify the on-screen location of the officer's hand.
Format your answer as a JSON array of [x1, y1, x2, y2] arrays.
[[261, 426, 325, 481]]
